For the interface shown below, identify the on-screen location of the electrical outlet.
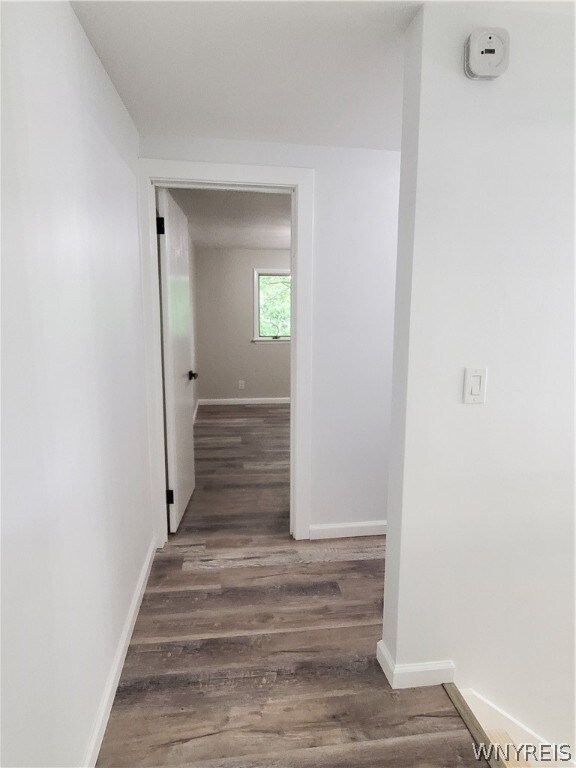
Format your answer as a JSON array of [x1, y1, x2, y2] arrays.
[[238, 380, 245, 390]]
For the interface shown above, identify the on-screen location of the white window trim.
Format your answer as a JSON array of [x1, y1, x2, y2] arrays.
[[253, 268, 291, 342]]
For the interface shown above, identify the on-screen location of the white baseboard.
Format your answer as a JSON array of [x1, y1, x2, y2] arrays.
[[309, 521, 387, 539], [461, 688, 575, 767], [198, 397, 290, 406], [83, 538, 156, 767], [376, 640, 455, 689]]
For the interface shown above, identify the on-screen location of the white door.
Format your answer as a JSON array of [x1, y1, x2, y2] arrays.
[[157, 188, 196, 533]]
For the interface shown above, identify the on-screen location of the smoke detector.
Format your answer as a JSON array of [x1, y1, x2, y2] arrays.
[[465, 28, 509, 79]]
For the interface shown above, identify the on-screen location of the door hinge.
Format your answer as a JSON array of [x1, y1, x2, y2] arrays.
[[166, 489, 174, 505], [156, 216, 165, 235]]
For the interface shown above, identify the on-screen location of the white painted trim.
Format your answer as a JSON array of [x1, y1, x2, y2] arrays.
[[198, 397, 290, 406], [460, 688, 575, 767], [138, 159, 315, 546], [376, 640, 455, 689], [309, 521, 387, 539], [193, 400, 200, 423], [84, 538, 156, 767]]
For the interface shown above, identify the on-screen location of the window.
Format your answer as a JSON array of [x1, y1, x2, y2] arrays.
[[253, 269, 291, 341]]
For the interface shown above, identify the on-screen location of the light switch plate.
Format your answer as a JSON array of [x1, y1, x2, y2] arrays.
[[463, 368, 487, 404]]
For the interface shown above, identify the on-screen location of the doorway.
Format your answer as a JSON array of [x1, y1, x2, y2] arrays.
[[138, 158, 315, 545], [157, 185, 293, 536]]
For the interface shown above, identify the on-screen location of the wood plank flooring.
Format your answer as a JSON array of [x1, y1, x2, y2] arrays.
[[97, 404, 484, 767]]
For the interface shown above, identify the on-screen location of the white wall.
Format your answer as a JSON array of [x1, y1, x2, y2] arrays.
[[1, 4, 155, 766], [383, 2, 574, 748], [141, 136, 401, 527], [195, 248, 291, 400]]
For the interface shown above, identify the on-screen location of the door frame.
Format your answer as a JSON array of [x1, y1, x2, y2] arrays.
[[138, 158, 315, 546]]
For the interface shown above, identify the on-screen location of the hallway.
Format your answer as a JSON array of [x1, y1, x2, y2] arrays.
[[97, 405, 482, 767]]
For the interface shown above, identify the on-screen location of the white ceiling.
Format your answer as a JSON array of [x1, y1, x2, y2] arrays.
[[73, 2, 419, 151], [170, 188, 292, 250]]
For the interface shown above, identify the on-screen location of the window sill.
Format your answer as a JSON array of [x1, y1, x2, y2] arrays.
[[251, 338, 291, 344]]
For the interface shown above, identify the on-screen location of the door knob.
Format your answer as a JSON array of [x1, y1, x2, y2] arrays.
[[188, 371, 198, 381]]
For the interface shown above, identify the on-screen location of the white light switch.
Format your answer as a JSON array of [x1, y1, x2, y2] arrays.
[[463, 368, 487, 404], [470, 375, 482, 396]]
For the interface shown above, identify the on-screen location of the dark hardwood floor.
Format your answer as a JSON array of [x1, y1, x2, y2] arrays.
[[97, 404, 483, 767]]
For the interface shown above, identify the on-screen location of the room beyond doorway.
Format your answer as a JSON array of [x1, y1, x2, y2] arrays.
[[156, 183, 294, 541], [156, 188, 292, 534]]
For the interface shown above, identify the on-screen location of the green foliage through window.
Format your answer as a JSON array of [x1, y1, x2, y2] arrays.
[[258, 273, 291, 338]]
